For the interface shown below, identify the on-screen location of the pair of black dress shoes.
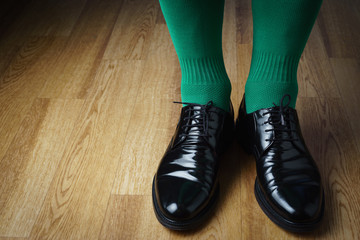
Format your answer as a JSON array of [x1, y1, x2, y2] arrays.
[[152, 95, 324, 232]]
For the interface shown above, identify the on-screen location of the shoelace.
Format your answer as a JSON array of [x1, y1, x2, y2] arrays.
[[263, 94, 299, 142], [173, 101, 213, 137]]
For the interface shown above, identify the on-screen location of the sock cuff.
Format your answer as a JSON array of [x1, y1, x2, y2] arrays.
[[247, 50, 300, 84], [179, 56, 229, 85], [245, 81, 298, 113], [181, 83, 231, 111]]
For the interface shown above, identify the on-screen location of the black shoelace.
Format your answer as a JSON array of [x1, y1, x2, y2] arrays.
[[173, 101, 213, 137], [263, 94, 299, 142]]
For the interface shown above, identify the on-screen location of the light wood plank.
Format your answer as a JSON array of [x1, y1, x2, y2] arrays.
[[29, 60, 145, 240], [0, 98, 84, 237], [0, 97, 34, 161], [38, 0, 123, 99], [99, 195, 170, 240], [156, 3, 166, 24], [0, 0, 359, 238], [103, 0, 160, 60], [298, 23, 340, 99], [235, 0, 252, 45], [238, 147, 267, 240], [223, 0, 239, 108], [317, 0, 360, 58], [0, 37, 66, 99], [297, 97, 360, 239], [330, 58, 360, 153], [236, 44, 252, 105], [0, 237, 27, 240]]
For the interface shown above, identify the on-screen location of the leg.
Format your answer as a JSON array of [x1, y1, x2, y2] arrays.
[[159, 0, 231, 111], [245, 0, 322, 113]]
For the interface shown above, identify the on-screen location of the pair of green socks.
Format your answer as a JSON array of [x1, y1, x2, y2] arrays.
[[159, 0, 323, 113]]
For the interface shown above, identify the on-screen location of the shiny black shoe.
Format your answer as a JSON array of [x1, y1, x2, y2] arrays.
[[236, 95, 324, 232], [152, 101, 234, 230]]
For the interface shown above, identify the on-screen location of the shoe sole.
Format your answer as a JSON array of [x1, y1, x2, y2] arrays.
[[152, 176, 219, 231], [254, 177, 324, 232]]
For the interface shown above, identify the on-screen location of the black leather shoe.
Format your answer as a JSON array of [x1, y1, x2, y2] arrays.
[[236, 95, 324, 232], [152, 101, 234, 230]]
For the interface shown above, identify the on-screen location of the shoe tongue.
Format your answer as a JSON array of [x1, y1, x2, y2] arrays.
[[270, 106, 289, 126], [182, 106, 207, 137], [276, 128, 291, 140]]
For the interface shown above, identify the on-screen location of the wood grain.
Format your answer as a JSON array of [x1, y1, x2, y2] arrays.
[[0, 0, 359, 239], [0, 237, 27, 240], [0, 96, 34, 160], [297, 97, 360, 239], [103, 0, 160, 60], [0, 37, 64, 99], [0, 0, 86, 57], [99, 195, 170, 240], [111, 24, 180, 195], [0, 98, 84, 237], [298, 23, 340, 99], [223, 0, 239, 108], [29, 60, 144, 239], [317, 0, 360, 58], [38, 0, 123, 99], [236, 44, 252, 104], [330, 58, 360, 153], [235, 0, 252, 45]]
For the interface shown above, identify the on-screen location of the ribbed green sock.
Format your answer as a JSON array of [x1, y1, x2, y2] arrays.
[[245, 0, 322, 113], [159, 0, 231, 111]]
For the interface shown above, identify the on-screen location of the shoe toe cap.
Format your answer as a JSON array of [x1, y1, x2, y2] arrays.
[[271, 183, 323, 222], [155, 177, 211, 221]]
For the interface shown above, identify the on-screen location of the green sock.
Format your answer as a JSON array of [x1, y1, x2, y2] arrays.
[[159, 0, 231, 111], [245, 0, 322, 113]]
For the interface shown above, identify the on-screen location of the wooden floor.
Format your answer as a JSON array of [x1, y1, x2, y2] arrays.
[[0, 0, 359, 239]]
